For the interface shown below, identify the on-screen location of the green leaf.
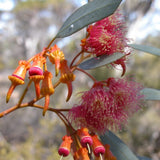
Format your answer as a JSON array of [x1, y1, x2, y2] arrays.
[[141, 88, 160, 100], [137, 156, 152, 160], [79, 52, 124, 70], [56, 0, 122, 38], [129, 44, 160, 56], [100, 131, 139, 160]]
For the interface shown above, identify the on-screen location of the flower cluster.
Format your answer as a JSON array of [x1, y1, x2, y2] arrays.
[[58, 127, 116, 160], [6, 45, 76, 115], [4, 10, 145, 160], [81, 12, 130, 76], [69, 78, 143, 133]]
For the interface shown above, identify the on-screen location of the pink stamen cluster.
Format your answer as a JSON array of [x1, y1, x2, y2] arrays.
[[81, 12, 130, 76], [69, 78, 143, 133], [83, 12, 129, 56]]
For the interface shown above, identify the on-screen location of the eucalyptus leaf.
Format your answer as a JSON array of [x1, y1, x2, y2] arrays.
[[56, 0, 122, 38], [129, 44, 160, 56], [137, 156, 152, 160], [141, 88, 160, 100], [79, 52, 124, 70], [100, 131, 139, 160]]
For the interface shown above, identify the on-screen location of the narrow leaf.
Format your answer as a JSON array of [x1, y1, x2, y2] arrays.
[[141, 88, 160, 100], [56, 0, 122, 38], [79, 53, 124, 70], [100, 131, 139, 160], [137, 156, 152, 160], [129, 44, 160, 56]]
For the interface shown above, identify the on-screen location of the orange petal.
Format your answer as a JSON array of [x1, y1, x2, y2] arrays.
[[120, 61, 126, 77], [6, 83, 16, 103], [66, 82, 72, 102], [34, 81, 41, 99], [43, 94, 50, 116], [55, 58, 60, 76]]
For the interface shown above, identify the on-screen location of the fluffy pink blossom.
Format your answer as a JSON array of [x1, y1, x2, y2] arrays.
[[81, 12, 130, 76], [69, 78, 143, 133], [83, 12, 129, 56]]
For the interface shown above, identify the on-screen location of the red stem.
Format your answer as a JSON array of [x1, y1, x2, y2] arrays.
[[70, 51, 83, 68], [46, 37, 56, 49], [0, 101, 70, 118], [75, 67, 96, 82]]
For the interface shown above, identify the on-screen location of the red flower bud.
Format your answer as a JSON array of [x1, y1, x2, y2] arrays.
[[91, 134, 105, 157], [29, 55, 46, 76], [29, 55, 46, 99], [73, 147, 90, 160], [58, 136, 73, 157], [6, 60, 30, 103], [40, 71, 54, 116], [77, 128, 93, 147], [59, 60, 75, 101], [48, 44, 65, 76]]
